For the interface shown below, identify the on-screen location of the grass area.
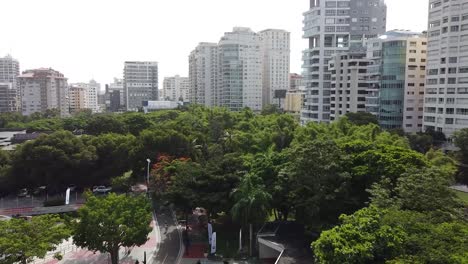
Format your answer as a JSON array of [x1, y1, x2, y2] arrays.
[[455, 190, 468, 205]]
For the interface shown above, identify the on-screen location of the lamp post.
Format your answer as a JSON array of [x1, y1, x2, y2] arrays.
[[146, 158, 151, 193]]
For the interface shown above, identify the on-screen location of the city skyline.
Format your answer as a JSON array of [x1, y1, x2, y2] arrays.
[[0, 0, 428, 88]]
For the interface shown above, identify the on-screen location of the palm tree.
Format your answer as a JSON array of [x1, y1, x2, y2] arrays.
[[231, 175, 272, 256]]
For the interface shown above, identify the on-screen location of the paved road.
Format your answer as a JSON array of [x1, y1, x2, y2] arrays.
[[152, 205, 183, 264]]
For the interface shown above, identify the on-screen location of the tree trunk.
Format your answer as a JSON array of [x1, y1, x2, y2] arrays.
[[249, 223, 253, 257], [110, 246, 119, 264]]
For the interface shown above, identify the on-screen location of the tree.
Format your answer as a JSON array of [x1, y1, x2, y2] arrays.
[[396, 167, 462, 216], [10, 131, 97, 190], [285, 139, 352, 227], [313, 206, 468, 264], [0, 215, 70, 264], [454, 128, 468, 185], [72, 194, 152, 264], [122, 114, 154, 136], [407, 133, 434, 153], [345, 112, 379, 126], [231, 175, 272, 255], [85, 115, 128, 135], [261, 104, 281, 115], [312, 206, 406, 264]]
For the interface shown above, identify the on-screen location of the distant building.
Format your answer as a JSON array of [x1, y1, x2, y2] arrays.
[[259, 29, 291, 109], [423, 0, 468, 137], [0, 55, 20, 112], [189, 42, 219, 107], [163, 75, 190, 102], [367, 31, 427, 133], [143, 100, 181, 112], [285, 90, 305, 115], [68, 85, 87, 113], [69, 80, 101, 113], [18, 68, 69, 117], [290, 73, 303, 90], [218, 27, 263, 111], [123, 61, 158, 111], [329, 52, 370, 121], [301, 0, 387, 123], [105, 78, 124, 112]]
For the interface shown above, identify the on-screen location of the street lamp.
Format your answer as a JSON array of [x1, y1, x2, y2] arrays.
[[146, 159, 151, 192]]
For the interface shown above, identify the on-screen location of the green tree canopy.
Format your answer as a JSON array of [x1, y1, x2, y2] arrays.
[[0, 215, 70, 264], [72, 194, 152, 264]]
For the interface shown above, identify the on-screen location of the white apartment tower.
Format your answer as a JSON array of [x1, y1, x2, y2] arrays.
[[302, 0, 387, 124], [70, 80, 100, 113], [259, 29, 291, 108], [218, 27, 263, 111], [0, 55, 20, 112], [424, 0, 468, 137], [189, 43, 219, 107], [123, 61, 158, 111], [18, 68, 69, 116], [163, 75, 190, 102], [329, 52, 370, 121]]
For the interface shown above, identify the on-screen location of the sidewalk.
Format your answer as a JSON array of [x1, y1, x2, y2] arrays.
[[33, 219, 158, 264]]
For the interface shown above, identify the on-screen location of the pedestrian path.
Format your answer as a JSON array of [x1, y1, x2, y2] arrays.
[[33, 219, 158, 264]]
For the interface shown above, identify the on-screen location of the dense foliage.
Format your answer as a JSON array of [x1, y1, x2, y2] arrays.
[[0, 215, 70, 264], [1, 107, 466, 263], [71, 193, 152, 264]]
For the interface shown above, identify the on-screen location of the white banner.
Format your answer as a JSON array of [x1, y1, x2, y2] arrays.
[[239, 228, 242, 251], [65, 188, 70, 205], [208, 223, 213, 244], [211, 232, 217, 254]]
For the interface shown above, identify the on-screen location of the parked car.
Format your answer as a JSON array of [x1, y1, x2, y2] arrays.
[[92, 186, 112, 194], [17, 188, 29, 198], [33, 186, 47, 196]]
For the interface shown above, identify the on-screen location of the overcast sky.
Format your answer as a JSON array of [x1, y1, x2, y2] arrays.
[[0, 0, 428, 90]]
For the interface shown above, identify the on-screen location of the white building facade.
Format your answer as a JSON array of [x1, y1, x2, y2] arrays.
[[259, 29, 291, 109], [218, 27, 263, 111], [189, 43, 219, 107], [301, 0, 387, 124], [123, 61, 159, 111], [0, 55, 20, 112], [18, 68, 69, 116], [163, 75, 190, 102], [424, 0, 468, 137], [329, 52, 370, 121]]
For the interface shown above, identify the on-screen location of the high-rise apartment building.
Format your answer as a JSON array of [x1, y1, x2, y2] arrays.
[[290, 73, 304, 90], [302, 0, 387, 124], [106, 78, 124, 112], [424, 0, 468, 137], [218, 27, 263, 111], [329, 52, 370, 121], [367, 31, 427, 133], [163, 75, 190, 102], [68, 85, 87, 114], [259, 29, 291, 108], [18, 68, 69, 116], [0, 55, 20, 112], [123, 61, 158, 111], [70, 80, 100, 113], [189, 43, 219, 107]]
